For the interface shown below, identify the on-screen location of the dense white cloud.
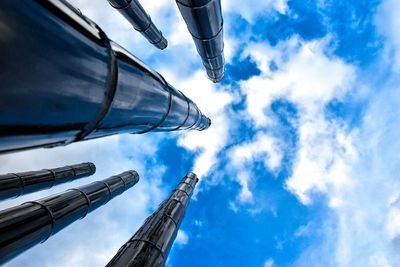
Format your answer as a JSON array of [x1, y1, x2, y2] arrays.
[[236, 33, 400, 266], [224, 3, 400, 265], [161, 70, 235, 181], [238, 36, 356, 206], [224, 0, 288, 22]]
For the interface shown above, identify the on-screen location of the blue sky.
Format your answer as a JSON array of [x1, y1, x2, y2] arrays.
[[1, 0, 400, 266]]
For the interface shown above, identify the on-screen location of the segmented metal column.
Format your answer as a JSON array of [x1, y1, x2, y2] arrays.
[[106, 172, 199, 267], [0, 171, 139, 264], [176, 0, 225, 82], [107, 0, 167, 49], [0, 0, 210, 154], [0, 162, 95, 201]]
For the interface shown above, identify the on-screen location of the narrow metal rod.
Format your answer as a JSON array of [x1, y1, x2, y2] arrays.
[[107, 0, 168, 49], [0, 162, 96, 201], [0, 170, 139, 264], [176, 0, 225, 82], [106, 172, 199, 267]]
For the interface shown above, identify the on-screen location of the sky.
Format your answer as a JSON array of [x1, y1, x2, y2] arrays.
[[1, 0, 400, 266]]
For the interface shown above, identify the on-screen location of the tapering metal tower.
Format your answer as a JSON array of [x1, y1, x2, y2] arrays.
[[0, 162, 95, 200], [107, 0, 168, 49], [107, 172, 199, 267], [0, 0, 210, 154], [0, 171, 139, 264], [176, 0, 225, 82]]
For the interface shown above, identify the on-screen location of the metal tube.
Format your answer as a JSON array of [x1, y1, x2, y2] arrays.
[[0, 0, 210, 154], [0, 170, 139, 264], [176, 0, 225, 83], [0, 162, 96, 201], [106, 172, 199, 267], [107, 0, 168, 49]]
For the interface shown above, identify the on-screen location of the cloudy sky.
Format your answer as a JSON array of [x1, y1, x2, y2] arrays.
[[2, 0, 400, 266]]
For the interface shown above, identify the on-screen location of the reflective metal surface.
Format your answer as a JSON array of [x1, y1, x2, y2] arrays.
[[107, 172, 198, 267], [176, 0, 225, 82], [0, 170, 139, 264], [0, 162, 96, 201], [0, 0, 210, 154], [107, 0, 167, 49]]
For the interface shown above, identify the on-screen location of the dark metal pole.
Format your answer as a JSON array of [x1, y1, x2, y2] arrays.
[[0, 162, 96, 201], [107, 0, 168, 49], [106, 172, 199, 267], [176, 0, 225, 83], [0, 170, 139, 264], [0, 0, 210, 154]]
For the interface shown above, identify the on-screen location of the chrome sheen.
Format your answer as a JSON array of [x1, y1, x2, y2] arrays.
[[107, 172, 199, 267], [176, 0, 225, 82], [0, 171, 139, 264], [0, 162, 96, 200], [107, 0, 168, 49], [0, 0, 210, 154]]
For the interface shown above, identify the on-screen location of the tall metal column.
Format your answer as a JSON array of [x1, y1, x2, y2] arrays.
[[0, 162, 96, 200], [176, 0, 225, 82], [0, 0, 210, 154], [107, 172, 199, 267], [107, 0, 168, 49], [0, 170, 139, 264]]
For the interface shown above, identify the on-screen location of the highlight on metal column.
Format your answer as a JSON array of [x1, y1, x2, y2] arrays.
[[0, 171, 139, 264], [176, 0, 225, 83], [106, 0, 168, 49], [0, 162, 96, 201], [0, 0, 211, 154], [106, 172, 199, 267]]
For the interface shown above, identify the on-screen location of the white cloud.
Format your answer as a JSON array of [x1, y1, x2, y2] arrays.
[[294, 222, 312, 238], [237, 35, 400, 266], [231, 133, 283, 171], [375, 0, 400, 72], [238, 36, 356, 206], [264, 258, 275, 267], [160, 70, 235, 181], [224, 0, 288, 22], [242, 36, 354, 127], [229, 132, 283, 204], [326, 85, 400, 267], [175, 230, 189, 246]]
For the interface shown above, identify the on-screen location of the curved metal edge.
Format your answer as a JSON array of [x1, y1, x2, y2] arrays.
[[25, 201, 56, 243], [66, 188, 92, 219], [43, 169, 57, 188], [73, 27, 119, 143], [10, 173, 26, 198], [169, 90, 191, 131], [136, 79, 173, 134], [125, 239, 166, 260], [95, 181, 113, 202]]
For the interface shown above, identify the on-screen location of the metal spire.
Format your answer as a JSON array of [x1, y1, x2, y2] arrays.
[[107, 0, 168, 49], [106, 172, 199, 267], [0, 162, 96, 201], [0, 171, 139, 264]]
